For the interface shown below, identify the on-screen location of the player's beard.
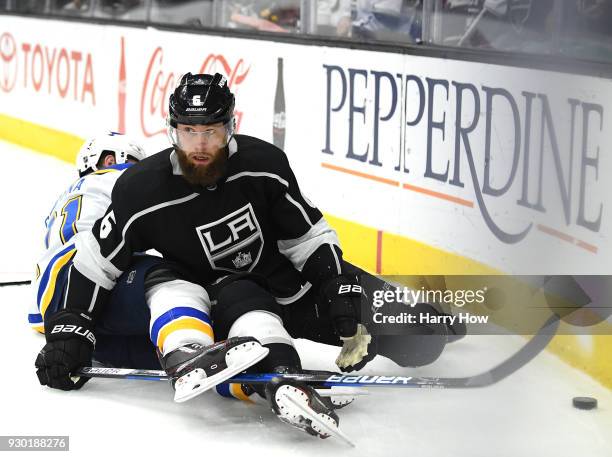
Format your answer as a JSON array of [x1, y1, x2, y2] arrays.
[[175, 146, 228, 187]]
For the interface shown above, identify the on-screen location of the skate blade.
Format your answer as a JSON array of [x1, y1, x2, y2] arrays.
[[174, 342, 269, 403], [282, 392, 356, 447], [315, 387, 369, 408], [315, 387, 370, 397]]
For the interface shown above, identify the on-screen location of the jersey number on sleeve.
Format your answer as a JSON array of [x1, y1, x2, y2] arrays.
[[99, 210, 116, 239]]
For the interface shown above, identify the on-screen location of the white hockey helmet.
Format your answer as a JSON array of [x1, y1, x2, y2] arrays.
[[76, 131, 147, 176]]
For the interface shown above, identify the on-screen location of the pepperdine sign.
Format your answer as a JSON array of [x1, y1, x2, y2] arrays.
[[322, 64, 606, 246]]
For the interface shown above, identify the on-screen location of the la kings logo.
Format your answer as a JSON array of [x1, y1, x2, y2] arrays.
[[195, 203, 264, 273]]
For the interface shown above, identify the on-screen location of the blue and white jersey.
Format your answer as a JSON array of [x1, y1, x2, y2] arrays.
[[29, 164, 132, 332]]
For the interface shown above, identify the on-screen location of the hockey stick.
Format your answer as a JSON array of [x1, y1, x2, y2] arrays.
[[78, 314, 560, 389], [0, 280, 31, 287]]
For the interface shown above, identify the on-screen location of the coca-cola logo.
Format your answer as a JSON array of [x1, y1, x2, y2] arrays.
[[140, 48, 250, 138], [140, 47, 175, 138], [0, 33, 18, 92]]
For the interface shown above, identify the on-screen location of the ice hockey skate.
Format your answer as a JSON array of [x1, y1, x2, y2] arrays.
[[161, 336, 269, 403], [264, 373, 355, 446]]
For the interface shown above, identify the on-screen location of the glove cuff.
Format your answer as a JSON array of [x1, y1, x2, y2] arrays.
[[44, 310, 96, 347]]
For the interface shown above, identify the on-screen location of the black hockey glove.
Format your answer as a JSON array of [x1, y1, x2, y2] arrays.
[[35, 310, 96, 391], [322, 275, 378, 372], [321, 274, 363, 338]]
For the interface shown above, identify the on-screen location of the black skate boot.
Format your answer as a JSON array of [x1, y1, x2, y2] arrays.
[[160, 336, 268, 403]]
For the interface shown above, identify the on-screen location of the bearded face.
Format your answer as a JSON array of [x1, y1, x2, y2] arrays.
[[175, 144, 228, 187], [173, 122, 230, 186]]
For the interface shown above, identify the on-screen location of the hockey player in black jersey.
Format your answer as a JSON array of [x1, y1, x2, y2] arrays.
[[35, 72, 454, 440]]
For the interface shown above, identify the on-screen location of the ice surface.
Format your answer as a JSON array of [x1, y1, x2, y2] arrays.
[[1, 140, 610, 457]]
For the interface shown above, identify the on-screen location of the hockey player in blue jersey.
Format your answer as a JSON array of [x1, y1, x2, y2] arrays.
[[32, 132, 147, 335]]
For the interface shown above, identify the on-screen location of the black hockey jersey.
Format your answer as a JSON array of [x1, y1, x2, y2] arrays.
[[66, 134, 343, 316]]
